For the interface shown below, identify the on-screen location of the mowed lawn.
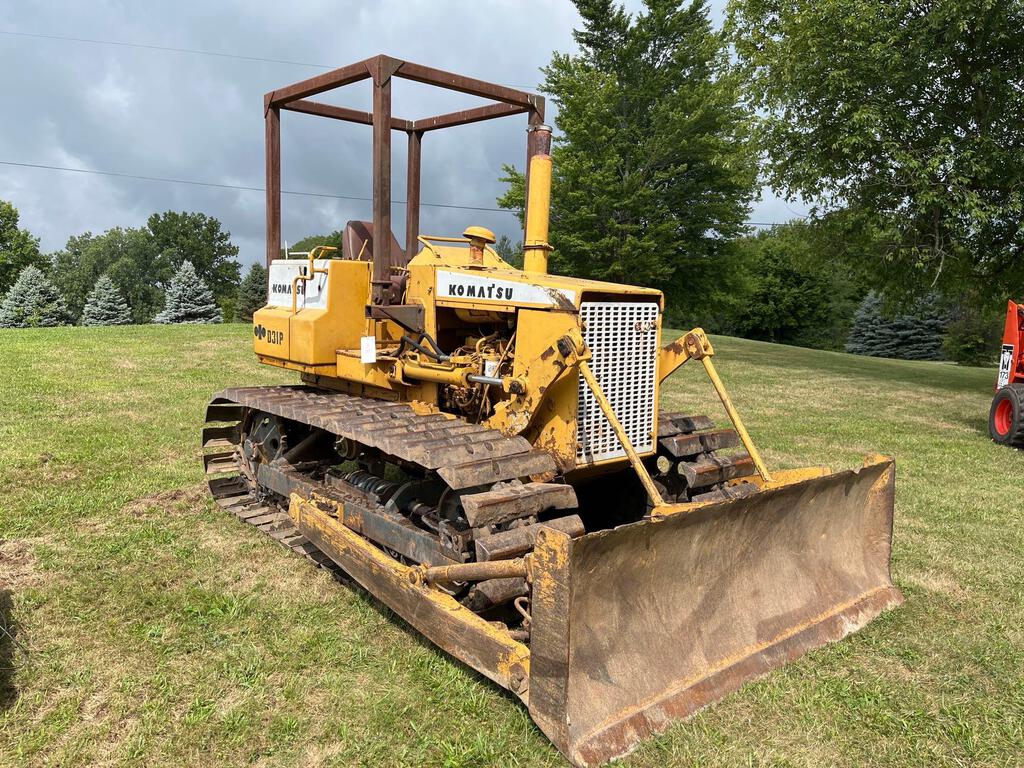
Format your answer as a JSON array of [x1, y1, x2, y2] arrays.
[[1, 324, 1022, 767]]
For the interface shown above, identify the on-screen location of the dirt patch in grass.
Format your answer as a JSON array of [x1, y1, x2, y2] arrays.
[[123, 484, 209, 519], [0, 540, 43, 591]]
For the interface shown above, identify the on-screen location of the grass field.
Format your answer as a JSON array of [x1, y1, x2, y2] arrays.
[[1, 324, 1022, 767]]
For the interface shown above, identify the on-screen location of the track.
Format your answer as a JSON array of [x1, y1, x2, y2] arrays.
[[201, 385, 757, 605]]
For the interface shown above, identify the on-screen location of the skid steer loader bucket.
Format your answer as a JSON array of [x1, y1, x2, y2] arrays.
[[289, 455, 900, 767], [528, 455, 901, 766]]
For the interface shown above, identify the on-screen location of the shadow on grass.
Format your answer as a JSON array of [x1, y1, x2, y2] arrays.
[[326, 569, 529, 709], [0, 589, 21, 712]]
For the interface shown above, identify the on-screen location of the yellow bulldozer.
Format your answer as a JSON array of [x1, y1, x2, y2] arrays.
[[203, 56, 902, 766]]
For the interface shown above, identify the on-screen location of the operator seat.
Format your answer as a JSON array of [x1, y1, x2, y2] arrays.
[[341, 220, 409, 303], [341, 220, 406, 268]]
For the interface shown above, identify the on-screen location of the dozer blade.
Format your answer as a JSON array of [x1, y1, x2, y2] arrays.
[[528, 455, 902, 767], [285, 456, 900, 768]]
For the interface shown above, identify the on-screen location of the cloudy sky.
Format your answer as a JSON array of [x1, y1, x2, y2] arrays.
[[0, 0, 806, 267]]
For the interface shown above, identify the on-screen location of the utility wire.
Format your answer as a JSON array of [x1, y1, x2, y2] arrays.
[[0, 160, 510, 213], [0, 159, 783, 225], [0, 29, 542, 92], [0, 30, 789, 227]]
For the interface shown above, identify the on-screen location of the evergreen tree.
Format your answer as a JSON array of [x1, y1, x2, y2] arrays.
[[0, 265, 70, 328], [80, 274, 133, 326], [0, 200, 45, 294], [498, 0, 757, 320], [154, 261, 222, 324], [846, 292, 947, 361], [236, 262, 268, 322], [493, 235, 523, 269]]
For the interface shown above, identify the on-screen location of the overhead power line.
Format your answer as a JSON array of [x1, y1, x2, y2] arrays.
[[0, 160, 783, 226], [0, 29, 541, 92], [0, 159, 510, 213]]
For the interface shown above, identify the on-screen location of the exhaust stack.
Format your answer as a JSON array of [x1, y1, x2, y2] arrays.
[[524, 125, 554, 274]]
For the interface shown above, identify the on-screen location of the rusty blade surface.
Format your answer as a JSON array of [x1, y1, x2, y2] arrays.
[[529, 456, 902, 767]]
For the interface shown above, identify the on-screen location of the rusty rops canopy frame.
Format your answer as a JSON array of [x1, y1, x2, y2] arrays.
[[264, 54, 546, 304]]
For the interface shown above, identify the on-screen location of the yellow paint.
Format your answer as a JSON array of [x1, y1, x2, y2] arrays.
[[523, 154, 553, 274], [489, 310, 582, 470], [658, 333, 692, 382], [253, 306, 291, 360], [255, 227, 669, 475], [657, 328, 773, 485], [288, 492, 531, 698]]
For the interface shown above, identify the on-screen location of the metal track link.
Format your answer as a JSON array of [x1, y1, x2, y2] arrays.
[[208, 386, 558, 485], [202, 385, 572, 567], [655, 411, 759, 499], [207, 475, 334, 567]]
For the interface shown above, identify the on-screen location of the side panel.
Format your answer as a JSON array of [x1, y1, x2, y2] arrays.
[[998, 299, 1023, 388], [514, 309, 580, 471], [253, 306, 291, 360], [289, 260, 371, 366]]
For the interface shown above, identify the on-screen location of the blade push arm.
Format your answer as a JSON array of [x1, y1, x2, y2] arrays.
[[661, 329, 772, 484], [587, 329, 774, 515]]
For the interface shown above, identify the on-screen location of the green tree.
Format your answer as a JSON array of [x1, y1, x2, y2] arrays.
[[80, 274, 133, 326], [0, 265, 70, 328], [493, 235, 523, 269], [498, 0, 757, 318], [729, 217, 876, 349], [846, 292, 947, 361], [50, 228, 160, 322], [727, 0, 1024, 301], [154, 261, 222, 324], [146, 211, 241, 300], [942, 297, 1005, 366], [289, 231, 344, 257], [0, 200, 44, 294], [236, 262, 268, 322], [732, 227, 835, 347]]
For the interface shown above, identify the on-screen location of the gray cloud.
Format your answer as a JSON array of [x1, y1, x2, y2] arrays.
[[0, 0, 801, 268]]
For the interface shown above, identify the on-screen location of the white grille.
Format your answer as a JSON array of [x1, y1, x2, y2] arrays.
[[577, 301, 659, 463]]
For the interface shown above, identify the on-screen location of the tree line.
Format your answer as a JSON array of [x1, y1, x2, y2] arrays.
[[3, 0, 1021, 365], [0, 202, 268, 328], [498, 0, 1024, 365]]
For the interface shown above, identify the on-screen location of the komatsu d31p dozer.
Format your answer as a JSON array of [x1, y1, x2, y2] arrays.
[[203, 56, 902, 766]]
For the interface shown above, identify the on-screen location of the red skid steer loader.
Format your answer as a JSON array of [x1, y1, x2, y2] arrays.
[[990, 300, 1024, 446]]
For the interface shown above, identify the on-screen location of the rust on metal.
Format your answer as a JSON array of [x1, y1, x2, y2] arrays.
[[474, 514, 585, 561], [526, 457, 901, 767], [282, 98, 412, 130], [461, 482, 578, 528], [412, 556, 530, 586], [371, 70, 392, 304], [463, 577, 529, 612], [406, 129, 423, 263], [413, 102, 530, 132], [264, 103, 280, 267], [678, 452, 755, 488], [264, 54, 544, 282], [657, 413, 715, 437], [437, 449, 558, 489], [659, 428, 739, 458]]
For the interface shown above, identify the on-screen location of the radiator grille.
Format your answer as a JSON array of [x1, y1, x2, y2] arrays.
[[577, 301, 659, 463]]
